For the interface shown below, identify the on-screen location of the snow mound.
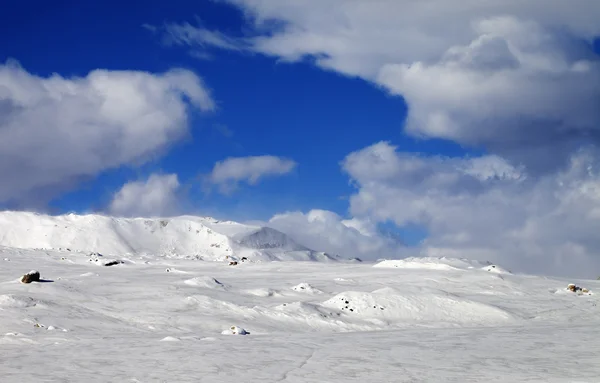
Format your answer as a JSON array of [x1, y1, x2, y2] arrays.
[[33, 322, 66, 331], [165, 267, 190, 274], [244, 288, 281, 297], [565, 284, 593, 295], [221, 326, 248, 335], [268, 302, 357, 330], [374, 257, 496, 271], [334, 277, 357, 285], [0, 294, 39, 308], [234, 248, 337, 262], [292, 283, 323, 294], [160, 336, 181, 342], [321, 287, 513, 325], [45, 326, 67, 332], [550, 287, 593, 296], [184, 276, 227, 289]]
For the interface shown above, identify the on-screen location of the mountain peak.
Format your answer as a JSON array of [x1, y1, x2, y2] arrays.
[[236, 226, 310, 251]]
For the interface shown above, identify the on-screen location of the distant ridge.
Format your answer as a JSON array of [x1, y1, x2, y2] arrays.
[[0, 211, 337, 262]]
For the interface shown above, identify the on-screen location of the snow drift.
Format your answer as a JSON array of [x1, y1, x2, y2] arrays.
[[373, 257, 509, 273], [322, 287, 514, 325]]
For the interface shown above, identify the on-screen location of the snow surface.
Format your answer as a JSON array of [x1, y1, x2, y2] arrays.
[[374, 257, 497, 271], [0, 211, 335, 262], [0, 245, 599, 381], [0, 213, 599, 381]]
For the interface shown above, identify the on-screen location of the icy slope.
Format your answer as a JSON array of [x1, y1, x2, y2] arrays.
[[0, 211, 334, 262]]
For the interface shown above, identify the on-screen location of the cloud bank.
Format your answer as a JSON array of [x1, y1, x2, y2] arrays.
[[0, 60, 213, 206], [341, 142, 600, 278], [268, 209, 405, 261]]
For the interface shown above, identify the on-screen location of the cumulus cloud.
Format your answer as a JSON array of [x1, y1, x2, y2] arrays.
[[376, 18, 600, 174], [109, 174, 181, 217], [168, 0, 600, 173], [0, 60, 213, 206], [158, 0, 600, 277], [342, 142, 600, 278], [208, 155, 296, 192], [268, 209, 405, 261]]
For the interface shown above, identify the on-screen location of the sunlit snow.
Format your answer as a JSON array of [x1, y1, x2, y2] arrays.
[[0, 212, 598, 382]]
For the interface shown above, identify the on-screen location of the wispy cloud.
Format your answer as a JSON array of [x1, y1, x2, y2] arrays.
[[141, 23, 158, 33], [145, 21, 250, 59], [208, 155, 296, 193], [164, 22, 246, 51], [213, 123, 234, 138]]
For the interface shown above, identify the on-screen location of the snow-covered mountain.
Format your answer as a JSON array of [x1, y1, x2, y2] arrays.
[[0, 211, 337, 262], [235, 227, 309, 251]]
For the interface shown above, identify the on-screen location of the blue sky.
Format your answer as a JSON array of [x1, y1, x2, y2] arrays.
[[1, 0, 600, 275], [0, 0, 469, 223]]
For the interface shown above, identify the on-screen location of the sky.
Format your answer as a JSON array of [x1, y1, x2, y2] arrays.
[[1, 0, 600, 277]]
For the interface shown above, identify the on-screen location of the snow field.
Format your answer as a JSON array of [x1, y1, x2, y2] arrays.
[[0, 235, 599, 380]]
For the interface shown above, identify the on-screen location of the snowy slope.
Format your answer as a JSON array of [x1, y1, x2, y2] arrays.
[[0, 248, 598, 382], [0, 211, 335, 262], [1, 212, 599, 381], [235, 226, 309, 251]]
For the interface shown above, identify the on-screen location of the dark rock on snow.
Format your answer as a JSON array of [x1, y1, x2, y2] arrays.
[[20, 270, 40, 283]]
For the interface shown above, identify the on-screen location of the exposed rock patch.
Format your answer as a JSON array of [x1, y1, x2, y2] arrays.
[[20, 270, 40, 284]]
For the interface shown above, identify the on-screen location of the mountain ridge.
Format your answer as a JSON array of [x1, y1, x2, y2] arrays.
[[0, 211, 337, 262]]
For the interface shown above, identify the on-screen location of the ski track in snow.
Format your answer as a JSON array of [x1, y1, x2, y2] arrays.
[[0, 245, 599, 380]]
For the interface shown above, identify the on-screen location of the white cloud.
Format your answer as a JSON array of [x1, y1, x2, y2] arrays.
[[169, 1, 600, 173], [159, 1, 600, 277], [342, 142, 600, 278], [109, 174, 181, 217], [164, 22, 245, 51], [209, 155, 296, 192], [375, 19, 600, 173], [0, 60, 213, 206], [268, 209, 405, 261]]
